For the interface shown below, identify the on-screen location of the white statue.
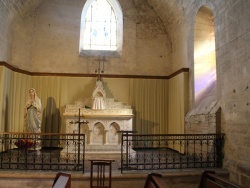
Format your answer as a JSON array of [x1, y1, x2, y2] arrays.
[[24, 88, 42, 133], [92, 80, 106, 109]]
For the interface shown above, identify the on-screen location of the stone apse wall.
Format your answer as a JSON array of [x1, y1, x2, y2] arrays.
[[1, 0, 250, 187], [10, 0, 172, 76], [176, 0, 250, 187]]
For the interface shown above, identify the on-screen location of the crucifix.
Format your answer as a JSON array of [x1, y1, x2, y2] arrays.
[[94, 55, 108, 81], [69, 108, 88, 170]]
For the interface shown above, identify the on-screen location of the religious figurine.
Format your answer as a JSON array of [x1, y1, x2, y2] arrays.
[[92, 81, 106, 109], [24, 88, 42, 133]]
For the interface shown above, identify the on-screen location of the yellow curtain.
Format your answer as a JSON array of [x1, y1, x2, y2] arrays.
[[0, 66, 6, 132], [31, 76, 62, 133], [11, 72, 31, 131], [129, 79, 168, 134], [0, 65, 188, 139], [0, 68, 31, 132], [0, 74, 120, 133], [168, 72, 189, 153], [168, 72, 189, 134]]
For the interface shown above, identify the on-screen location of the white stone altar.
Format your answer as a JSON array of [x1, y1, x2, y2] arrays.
[[63, 80, 133, 154]]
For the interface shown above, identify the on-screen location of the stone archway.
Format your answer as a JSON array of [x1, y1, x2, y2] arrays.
[[92, 122, 105, 145], [194, 6, 217, 107], [107, 122, 120, 145]]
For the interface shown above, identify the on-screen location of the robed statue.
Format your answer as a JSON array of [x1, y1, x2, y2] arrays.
[[24, 88, 42, 133]]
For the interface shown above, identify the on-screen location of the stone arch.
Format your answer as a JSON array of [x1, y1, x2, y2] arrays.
[[92, 122, 105, 145], [185, 5, 220, 136], [107, 122, 121, 144], [194, 6, 217, 108], [80, 124, 90, 144]]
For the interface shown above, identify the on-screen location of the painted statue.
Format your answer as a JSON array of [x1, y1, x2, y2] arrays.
[[24, 88, 42, 133]]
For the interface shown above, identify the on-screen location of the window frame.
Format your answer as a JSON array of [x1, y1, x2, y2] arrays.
[[79, 0, 123, 57]]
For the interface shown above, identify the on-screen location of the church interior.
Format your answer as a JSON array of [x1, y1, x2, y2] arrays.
[[0, 0, 249, 187]]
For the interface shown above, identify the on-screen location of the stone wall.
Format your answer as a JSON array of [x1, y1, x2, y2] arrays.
[[185, 101, 221, 158], [1, 0, 250, 187], [178, 0, 250, 187], [185, 102, 221, 135], [0, 0, 18, 63], [10, 0, 172, 76], [0, 0, 42, 64]]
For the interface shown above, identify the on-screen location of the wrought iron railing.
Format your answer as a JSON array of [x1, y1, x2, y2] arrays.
[[0, 132, 85, 172], [0, 132, 225, 173], [120, 133, 225, 173]]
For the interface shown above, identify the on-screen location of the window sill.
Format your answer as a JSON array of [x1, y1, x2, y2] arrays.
[[79, 50, 121, 58]]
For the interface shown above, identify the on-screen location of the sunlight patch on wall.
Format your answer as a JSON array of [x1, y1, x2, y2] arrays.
[[194, 6, 217, 106]]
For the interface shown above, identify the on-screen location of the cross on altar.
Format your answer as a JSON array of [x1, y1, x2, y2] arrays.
[[94, 55, 108, 80], [69, 108, 88, 168]]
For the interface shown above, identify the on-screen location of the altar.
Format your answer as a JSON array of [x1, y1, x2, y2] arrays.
[[63, 80, 133, 154]]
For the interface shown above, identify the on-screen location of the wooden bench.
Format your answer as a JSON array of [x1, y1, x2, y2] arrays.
[[52, 172, 71, 188], [198, 171, 239, 188], [144, 173, 169, 188], [144, 171, 240, 188]]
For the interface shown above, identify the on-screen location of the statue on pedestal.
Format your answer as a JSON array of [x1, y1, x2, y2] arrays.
[[24, 88, 42, 133]]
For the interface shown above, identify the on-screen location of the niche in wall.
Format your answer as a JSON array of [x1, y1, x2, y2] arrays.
[[194, 6, 217, 108]]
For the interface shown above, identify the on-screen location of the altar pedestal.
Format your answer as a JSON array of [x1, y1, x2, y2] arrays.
[[63, 108, 133, 154], [62, 79, 133, 155]]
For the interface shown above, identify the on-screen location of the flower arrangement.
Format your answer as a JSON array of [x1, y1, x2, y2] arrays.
[[14, 139, 34, 149]]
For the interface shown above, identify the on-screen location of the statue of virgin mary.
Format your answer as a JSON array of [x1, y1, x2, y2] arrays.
[[24, 88, 42, 133]]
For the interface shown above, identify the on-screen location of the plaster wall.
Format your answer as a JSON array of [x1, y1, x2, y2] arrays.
[[10, 0, 172, 76], [0, 0, 42, 64], [0, 0, 15, 63]]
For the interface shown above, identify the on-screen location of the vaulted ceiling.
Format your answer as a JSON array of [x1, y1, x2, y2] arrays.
[[146, 0, 184, 30], [1, 0, 184, 35]]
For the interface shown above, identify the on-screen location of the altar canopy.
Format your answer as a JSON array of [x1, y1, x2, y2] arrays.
[[63, 80, 133, 153]]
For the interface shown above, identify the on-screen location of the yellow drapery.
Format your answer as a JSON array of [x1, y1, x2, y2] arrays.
[[129, 79, 168, 134], [0, 67, 31, 132], [168, 72, 189, 134], [0, 66, 188, 140], [167, 72, 189, 153]]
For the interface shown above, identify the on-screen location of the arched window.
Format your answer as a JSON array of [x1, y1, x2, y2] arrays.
[[79, 0, 123, 57], [194, 6, 217, 107]]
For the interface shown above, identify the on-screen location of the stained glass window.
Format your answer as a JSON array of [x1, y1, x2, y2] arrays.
[[83, 0, 117, 51]]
